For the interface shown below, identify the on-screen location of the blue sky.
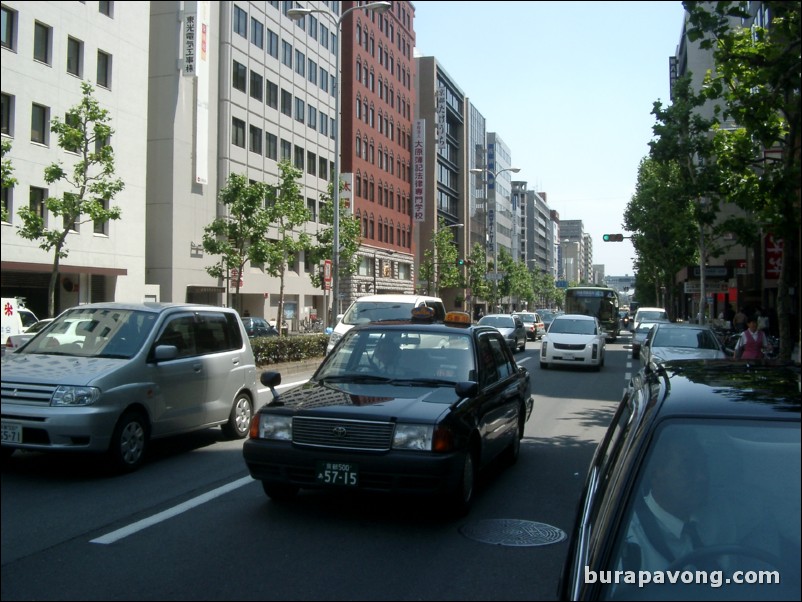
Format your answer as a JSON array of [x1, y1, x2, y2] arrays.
[[412, 1, 688, 276]]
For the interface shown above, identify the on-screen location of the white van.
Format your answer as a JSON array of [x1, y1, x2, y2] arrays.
[[1, 302, 258, 472], [326, 294, 446, 353], [1, 298, 38, 346]]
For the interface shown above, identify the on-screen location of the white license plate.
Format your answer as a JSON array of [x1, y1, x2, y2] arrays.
[[1, 421, 22, 444], [316, 461, 359, 486]]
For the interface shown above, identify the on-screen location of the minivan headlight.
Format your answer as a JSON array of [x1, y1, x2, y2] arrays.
[[51, 386, 101, 406]]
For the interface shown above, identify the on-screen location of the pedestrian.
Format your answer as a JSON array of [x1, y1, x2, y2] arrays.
[[732, 307, 748, 332], [734, 316, 772, 360]]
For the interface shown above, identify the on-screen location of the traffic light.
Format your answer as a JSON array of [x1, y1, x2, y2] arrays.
[[456, 258, 466, 266], [602, 233, 625, 242]]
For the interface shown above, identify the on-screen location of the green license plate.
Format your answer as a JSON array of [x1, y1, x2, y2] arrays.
[[316, 461, 359, 486]]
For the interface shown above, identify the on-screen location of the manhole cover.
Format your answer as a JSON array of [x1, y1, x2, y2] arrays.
[[460, 519, 567, 547]]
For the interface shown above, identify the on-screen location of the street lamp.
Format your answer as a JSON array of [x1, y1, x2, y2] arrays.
[[469, 166, 520, 311], [288, 1, 392, 318]]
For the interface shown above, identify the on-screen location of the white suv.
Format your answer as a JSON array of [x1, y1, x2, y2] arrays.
[[327, 294, 446, 353], [633, 307, 669, 331]]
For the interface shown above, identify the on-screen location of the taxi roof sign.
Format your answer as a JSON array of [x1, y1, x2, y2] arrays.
[[444, 311, 471, 326], [410, 306, 436, 321]]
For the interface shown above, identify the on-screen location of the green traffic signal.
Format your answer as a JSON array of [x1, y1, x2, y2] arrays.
[[603, 234, 625, 242], [456, 258, 466, 266]]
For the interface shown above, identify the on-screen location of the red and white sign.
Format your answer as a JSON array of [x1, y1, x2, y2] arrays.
[[323, 259, 332, 291], [764, 233, 782, 281]]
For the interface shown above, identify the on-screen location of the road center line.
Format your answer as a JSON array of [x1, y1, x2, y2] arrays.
[[90, 476, 254, 545]]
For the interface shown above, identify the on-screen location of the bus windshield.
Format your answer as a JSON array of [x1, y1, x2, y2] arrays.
[[564, 286, 620, 339]]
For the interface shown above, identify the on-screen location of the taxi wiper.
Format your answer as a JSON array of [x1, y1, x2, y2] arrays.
[[320, 374, 393, 383], [388, 378, 455, 387]]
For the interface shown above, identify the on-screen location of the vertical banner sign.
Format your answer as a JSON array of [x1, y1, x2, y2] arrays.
[[764, 233, 782, 280], [195, 1, 210, 185], [436, 86, 447, 152], [412, 120, 426, 222], [183, 5, 197, 75], [323, 259, 332, 291], [340, 173, 353, 213]]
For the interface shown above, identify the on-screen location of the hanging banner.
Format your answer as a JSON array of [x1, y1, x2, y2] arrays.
[[412, 120, 426, 222]]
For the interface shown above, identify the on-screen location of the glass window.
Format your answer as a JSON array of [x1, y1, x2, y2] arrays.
[[295, 50, 305, 77], [29, 187, 47, 219], [1, 92, 13, 136], [1, 6, 17, 50], [267, 29, 278, 58], [294, 145, 304, 170], [250, 70, 263, 101], [294, 97, 304, 123], [97, 50, 112, 88], [308, 58, 317, 85], [307, 105, 317, 130], [67, 37, 83, 77], [249, 125, 262, 155], [231, 117, 245, 148], [98, 1, 113, 17], [250, 17, 263, 48], [232, 60, 247, 92], [233, 5, 247, 38], [280, 89, 292, 117], [266, 80, 278, 109], [33, 22, 51, 64], [94, 199, 109, 235], [266, 132, 277, 160], [281, 40, 292, 68], [307, 151, 316, 175], [31, 103, 48, 144], [280, 138, 291, 161]]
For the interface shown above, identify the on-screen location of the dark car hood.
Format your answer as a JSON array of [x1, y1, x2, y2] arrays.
[[266, 379, 459, 421]]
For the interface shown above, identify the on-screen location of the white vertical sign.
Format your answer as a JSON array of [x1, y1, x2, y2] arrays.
[[340, 173, 353, 213], [412, 120, 426, 222], [436, 86, 447, 151], [194, 1, 210, 185]]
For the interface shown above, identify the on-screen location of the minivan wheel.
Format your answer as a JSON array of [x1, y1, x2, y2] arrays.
[[222, 393, 252, 439], [108, 410, 148, 473]]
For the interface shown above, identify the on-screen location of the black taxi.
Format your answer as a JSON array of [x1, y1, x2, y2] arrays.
[[559, 359, 800, 600], [243, 309, 533, 515]]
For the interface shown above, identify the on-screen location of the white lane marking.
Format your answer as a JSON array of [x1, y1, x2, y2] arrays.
[[91, 476, 254, 545]]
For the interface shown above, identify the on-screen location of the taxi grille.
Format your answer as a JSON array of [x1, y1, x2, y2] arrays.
[[292, 417, 394, 451]]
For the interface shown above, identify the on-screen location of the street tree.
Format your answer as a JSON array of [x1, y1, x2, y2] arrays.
[[1, 139, 16, 223], [684, 0, 801, 359], [466, 243, 491, 317], [260, 161, 314, 333], [202, 173, 271, 313], [419, 217, 460, 297], [16, 82, 124, 318]]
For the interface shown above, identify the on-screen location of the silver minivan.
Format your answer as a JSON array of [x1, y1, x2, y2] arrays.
[[0, 302, 258, 472]]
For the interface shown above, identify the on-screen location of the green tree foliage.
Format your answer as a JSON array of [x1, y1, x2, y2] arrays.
[[1, 139, 16, 223], [466, 243, 490, 316], [625, 158, 697, 314], [16, 82, 124, 318], [202, 173, 272, 313], [305, 180, 362, 291], [684, 0, 800, 359], [418, 218, 460, 296], [262, 161, 314, 332]]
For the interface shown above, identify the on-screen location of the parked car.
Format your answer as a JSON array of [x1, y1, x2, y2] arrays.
[[631, 320, 668, 360], [241, 316, 279, 338], [243, 309, 533, 515], [3, 318, 54, 354], [479, 313, 527, 352], [327, 294, 446, 354], [559, 360, 800, 600], [513, 311, 545, 341], [640, 322, 727, 367], [632, 306, 669, 331], [1, 302, 259, 472], [540, 314, 606, 370]]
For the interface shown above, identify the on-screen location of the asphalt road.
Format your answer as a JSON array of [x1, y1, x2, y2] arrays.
[[1, 333, 637, 601]]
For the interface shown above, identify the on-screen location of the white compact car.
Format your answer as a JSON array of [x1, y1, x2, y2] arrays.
[[540, 314, 606, 371]]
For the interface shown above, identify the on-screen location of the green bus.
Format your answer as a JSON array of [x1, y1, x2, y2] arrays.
[[564, 285, 621, 341]]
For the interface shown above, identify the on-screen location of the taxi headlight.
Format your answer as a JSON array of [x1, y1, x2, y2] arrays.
[[51, 386, 101, 406], [258, 415, 292, 440], [393, 424, 434, 450]]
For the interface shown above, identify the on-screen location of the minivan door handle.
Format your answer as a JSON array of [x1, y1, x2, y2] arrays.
[[232, 358, 240, 365], [192, 362, 203, 373]]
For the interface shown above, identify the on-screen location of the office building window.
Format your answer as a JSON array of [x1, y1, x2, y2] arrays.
[[97, 50, 111, 88], [320, 68, 328, 93], [266, 132, 277, 160], [294, 97, 304, 123], [1, 93, 13, 136], [94, 199, 109, 234], [266, 80, 278, 109], [33, 22, 51, 64], [318, 157, 327, 181], [307, 58, 317, 85], [295, 50, 305, 77], [308, 15, 318, 39], [67, 37, 83, 77], [320, 25, 329, 49], [250, 17, 263, 49], [1, 6, 17, 50], [249, 125, 262, 155], [308, 106, 317, 130], [98, 1, 113, 17], [232, 117, 246, 148], [320, 113, 328, 137], [280, 89, 292, 117], [267, 29, 278, 58], [31, 103, 48, 145], [233, 5, 247, 38], [281, 40, 292, 68], [280, 139, 291, 161], [233, 60, 247, 92], [250, 71, 263, 101], [1, 186, 10, 223], [294, 145, 304, 170], [29, 187, 47, 220], [307, 151, 316, 176]]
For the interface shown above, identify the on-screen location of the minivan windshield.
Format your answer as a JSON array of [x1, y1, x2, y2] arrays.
[[342, 301, 417, 325], [20, 308, 158, 359]]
